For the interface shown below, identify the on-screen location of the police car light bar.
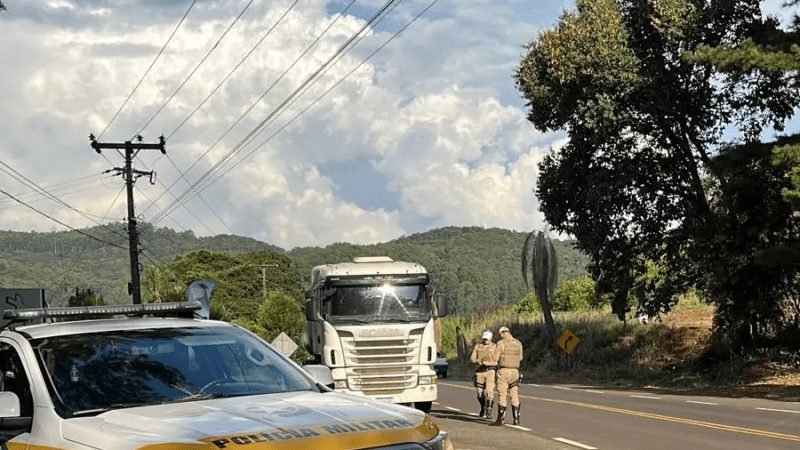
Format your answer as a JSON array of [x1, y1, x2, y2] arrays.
[[3, 301, 203, 322]]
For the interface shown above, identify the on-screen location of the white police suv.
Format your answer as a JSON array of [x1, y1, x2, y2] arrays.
[[0, 300, 452, 450]]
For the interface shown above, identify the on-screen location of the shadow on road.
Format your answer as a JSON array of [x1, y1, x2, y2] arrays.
[[429, 408, 493, 425]]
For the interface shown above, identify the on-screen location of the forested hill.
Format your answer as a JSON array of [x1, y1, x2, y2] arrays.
[[0, 225, 588, 316], [288, 227, 589, 315]]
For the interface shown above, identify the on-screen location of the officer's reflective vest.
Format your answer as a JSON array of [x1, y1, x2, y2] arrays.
[[471, 343, 496, 366], [496, 338, 522, 368]]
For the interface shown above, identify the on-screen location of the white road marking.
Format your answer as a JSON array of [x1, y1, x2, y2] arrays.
[[756, 408, 800, 414], [445, 406, 460, 412], [507, 424, 532, 431], [686, 400, 718, 405], [630, 395, 660, 400], [553, 386, 573, 390], [584, 390, 604, 394], [553, 437, 598, 449]]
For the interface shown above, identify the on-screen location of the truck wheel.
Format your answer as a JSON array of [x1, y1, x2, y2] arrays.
[[415, 401, 432, 413]]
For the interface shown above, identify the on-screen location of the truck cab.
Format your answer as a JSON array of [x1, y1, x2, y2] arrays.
[[303, 257, 447, 413]]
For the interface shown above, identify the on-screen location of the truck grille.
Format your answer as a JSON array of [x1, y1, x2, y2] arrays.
[[340, 335, 422, 395]]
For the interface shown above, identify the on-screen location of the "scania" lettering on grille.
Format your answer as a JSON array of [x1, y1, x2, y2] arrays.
[[357, 328, 403, 337]]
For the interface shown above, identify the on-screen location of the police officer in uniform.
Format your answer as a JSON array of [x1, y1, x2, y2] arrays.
[[469, 330, 496, 418], [490, 326, 523, 426]]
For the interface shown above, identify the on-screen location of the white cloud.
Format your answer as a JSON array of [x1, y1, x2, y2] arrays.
[[0, 1, 558, 250], [46, 0, 76, 11]]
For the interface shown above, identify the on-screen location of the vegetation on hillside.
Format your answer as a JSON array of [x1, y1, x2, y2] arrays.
[[0, 225, 588, 317], [0, 224, 281, 306]]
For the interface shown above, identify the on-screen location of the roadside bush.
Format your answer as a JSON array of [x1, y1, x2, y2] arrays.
[[515, 293, 541, 314], [552, 275, 599, 312]]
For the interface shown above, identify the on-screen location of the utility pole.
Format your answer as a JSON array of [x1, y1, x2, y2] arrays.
[[90, 134, 165, 304], [250, 263, 277, 299]]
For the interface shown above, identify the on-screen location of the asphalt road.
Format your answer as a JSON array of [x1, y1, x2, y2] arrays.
[[432, 377, 800, 450]]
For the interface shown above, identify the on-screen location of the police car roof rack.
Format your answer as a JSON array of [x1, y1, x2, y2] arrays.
[[1, 301, 203, 331]]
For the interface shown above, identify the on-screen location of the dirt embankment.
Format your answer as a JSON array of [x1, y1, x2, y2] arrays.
[[654, 307, 800, 401]]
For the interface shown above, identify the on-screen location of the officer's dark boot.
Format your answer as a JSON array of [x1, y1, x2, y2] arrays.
[[478, 395, 485, 417], [483, 398, 493, 419], [511, 404, 520, 425], [490, 404, 505, 426]]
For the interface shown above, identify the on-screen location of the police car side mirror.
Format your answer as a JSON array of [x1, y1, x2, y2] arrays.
[[0, 392, 32, 433], [303, 364, 334, 390], [0, 392, 20, 418]]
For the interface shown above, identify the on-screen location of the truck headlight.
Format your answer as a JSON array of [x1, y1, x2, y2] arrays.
[[418, 375, 435, 385], [422, 431, 453, 450]]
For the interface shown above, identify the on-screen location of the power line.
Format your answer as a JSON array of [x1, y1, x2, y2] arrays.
[[0, 187, 129, 250], [141, 0, 308, 219], [0, 173, 112, 210], [165, 0, 303, 141], [163, 153, 235, 234], [0, 162, 129, 240], [97, 0, 198, 140], [213, 0, 417, 184], [135, 179, 218, 236], [135, 0, 256, 138], [52, 184, 131, 308], [180, 0, 428, 203], [150, 0, 396, 225]]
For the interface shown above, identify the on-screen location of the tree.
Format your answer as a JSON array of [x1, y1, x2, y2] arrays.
[[680, 3, 800, 342], [254, 290, 308, 362], [686, 0, 800, 270], [142, 250, 303, 323], [515, 0, 800, 338], [521, 231, 558, 338]]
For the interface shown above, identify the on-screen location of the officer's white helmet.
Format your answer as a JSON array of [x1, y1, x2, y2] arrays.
[[482, 330, 492, 341], [498, 326, 510, 334]]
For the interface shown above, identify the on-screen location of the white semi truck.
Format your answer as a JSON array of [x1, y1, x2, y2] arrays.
[[303, 257, 447, 413]]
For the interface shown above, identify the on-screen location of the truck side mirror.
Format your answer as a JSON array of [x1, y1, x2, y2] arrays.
[[305, 299, 316, 321], [436, 296, 448, 318]]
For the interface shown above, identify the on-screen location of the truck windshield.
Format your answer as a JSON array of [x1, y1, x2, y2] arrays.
[[326, 284, 431, 324], [29, 326, 317, 417]]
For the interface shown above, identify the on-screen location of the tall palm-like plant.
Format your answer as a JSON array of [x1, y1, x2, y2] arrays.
[[0, 2, 6, 12], [522, 231, 558, 339]]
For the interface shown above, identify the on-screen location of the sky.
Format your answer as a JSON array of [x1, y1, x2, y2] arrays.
[[0, 0, 796, 251]]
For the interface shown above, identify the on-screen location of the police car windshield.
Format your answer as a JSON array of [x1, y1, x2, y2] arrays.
[[326, 284, 431, 324], [30, 326, 317, 417]]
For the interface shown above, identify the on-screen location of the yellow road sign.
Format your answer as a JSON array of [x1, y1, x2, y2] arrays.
[[557, 328, 581, 354]]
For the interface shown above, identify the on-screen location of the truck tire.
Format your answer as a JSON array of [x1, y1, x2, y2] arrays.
[[415, 401, 432, 413]]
